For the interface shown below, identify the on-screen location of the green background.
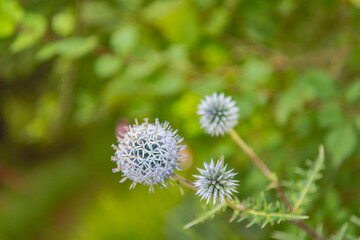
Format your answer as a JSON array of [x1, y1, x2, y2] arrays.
[[0, 0, 360, 239]]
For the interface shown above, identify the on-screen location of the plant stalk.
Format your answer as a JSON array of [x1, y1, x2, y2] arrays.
[[228, 129, 326, 240]]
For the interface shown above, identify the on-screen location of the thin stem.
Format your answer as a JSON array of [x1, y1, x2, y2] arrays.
[[228, 129, 292, 210], [174, 174, 198, 191], [228, 129, 327, 240], [293, 221, 326, 240]]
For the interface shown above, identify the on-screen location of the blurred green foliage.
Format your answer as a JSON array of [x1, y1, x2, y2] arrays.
[[1, 0, 360, 239]]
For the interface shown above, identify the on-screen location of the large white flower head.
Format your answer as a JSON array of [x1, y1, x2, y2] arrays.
[[112, 118, 186, 192], [194, 159, 239, 206], [197, 92, 239, 136]]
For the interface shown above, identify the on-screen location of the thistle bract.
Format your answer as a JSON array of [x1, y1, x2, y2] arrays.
[[112, 118, 186, 192], [197, 92, 239, 136], [194, 159, 239, 206]]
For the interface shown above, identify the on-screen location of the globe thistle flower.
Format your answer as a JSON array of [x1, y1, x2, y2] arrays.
[[194, 159, 239, 206], [197, 92, 239, 136], [111, 118, 186, 192]]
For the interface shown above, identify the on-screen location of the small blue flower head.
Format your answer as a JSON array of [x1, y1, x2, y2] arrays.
[[197, 92, 239, 136], [194, 159, 239, 206], [112, 118, 186, 192]]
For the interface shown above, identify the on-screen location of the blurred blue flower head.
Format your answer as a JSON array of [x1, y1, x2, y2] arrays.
[[112, 118, 186, 192], [194, 159, 239, 206], [197, 92, 239, 136]]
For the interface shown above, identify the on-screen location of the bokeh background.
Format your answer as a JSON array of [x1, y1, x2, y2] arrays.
[[1, 0, 360, 239]]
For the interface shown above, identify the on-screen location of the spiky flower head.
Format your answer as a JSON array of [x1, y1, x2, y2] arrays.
[[112, 118, 186, 192], [197, 92, 239, 136], [194, 159, 239, 206]]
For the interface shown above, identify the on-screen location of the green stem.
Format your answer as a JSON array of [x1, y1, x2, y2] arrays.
[[175, 175, 315, 237], [228, 129, 292, 210], [228, 129, 327, 240]]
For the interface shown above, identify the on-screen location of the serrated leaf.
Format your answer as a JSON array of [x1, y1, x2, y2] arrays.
[[332, 223, 348, 240], [231, 195, 308, 228], [292, 146, 325, 212], [183, 204, 226, 229], [326, 125, 357, 167]]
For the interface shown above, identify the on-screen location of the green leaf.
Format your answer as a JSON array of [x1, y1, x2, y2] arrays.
[[57, 36, 98, 59], [205, 7, 230, 36], [0, 0, 24, 38], [299, 69, 338, 99], [292, 146, 325, 212], [94, 54, 122, 78], [275, 87, 305, 125], [36, 37, 98, 60], [317, 103, 345, 128], [240, 58, 272, 89], [110, 25, 139, 54], [332, 223, 348, 240], [183, 203, 226, 229], [144, 0, 201, 46], [151, 71, 185, 96], [345, 79, 360, 103], [355, 115, 360, 132], [325, 124, 357, 167], [230, 194, 308, 228], [276, 69, 338, 124], [52, 11, 75, 37], [36, 42, 58, 61], [10, 12, 47, 52], [81, 1, 116, 26]]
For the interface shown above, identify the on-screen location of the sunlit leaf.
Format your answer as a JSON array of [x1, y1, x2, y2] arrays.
[[345, 79, 360, 103], [144, 0, 201, 46], [110, 25, 139, 54], [10, 12, 47, 52], [52, 10, 75, 37], [94, 54, 122, 78], [57, 36, 98, 59], [0, 0, 24, 38]]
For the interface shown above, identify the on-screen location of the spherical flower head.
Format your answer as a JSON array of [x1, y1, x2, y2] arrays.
[[197, 92, 239, 136], [194, 159, 239, 206], [111, 118, 186, 192]]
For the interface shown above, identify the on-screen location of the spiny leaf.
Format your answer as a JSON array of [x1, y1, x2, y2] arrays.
[[230, 194, 308, 229], [330, 216, 360, 240], [290, 145, 325, 213], [183, 203, 226, 229], [332, 223, 348, 240]]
